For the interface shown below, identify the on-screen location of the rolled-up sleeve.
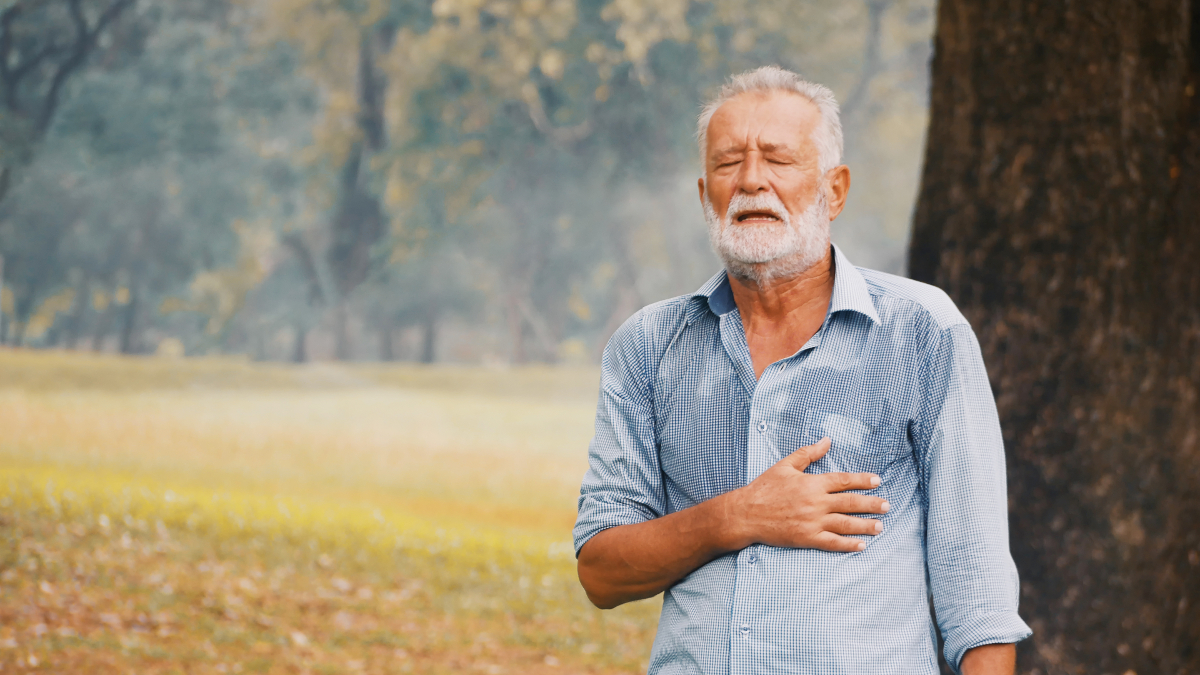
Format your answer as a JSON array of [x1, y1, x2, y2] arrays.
[[573, 311, 667, 556], [915, 323, 1032, 671]]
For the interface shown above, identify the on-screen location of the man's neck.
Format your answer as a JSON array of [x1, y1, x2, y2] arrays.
[[727, 248, 836, 379]]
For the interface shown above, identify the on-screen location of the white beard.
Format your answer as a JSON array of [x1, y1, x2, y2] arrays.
[[704, 188, 831, 285]]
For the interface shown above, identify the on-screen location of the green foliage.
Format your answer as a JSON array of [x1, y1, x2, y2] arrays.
[[0, 0, 935, 362]]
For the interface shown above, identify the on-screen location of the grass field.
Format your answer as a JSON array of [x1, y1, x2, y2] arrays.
[[0, 350, 660, 674]]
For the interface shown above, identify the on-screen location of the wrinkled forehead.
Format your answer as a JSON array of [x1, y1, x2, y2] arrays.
[[705, 90, 821, 157]]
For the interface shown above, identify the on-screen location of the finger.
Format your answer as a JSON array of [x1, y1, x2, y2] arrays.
[[827, 494, 890, 515], [810, 531, 869, 553], [821, 471, 881, 493], [787, 437, 831, 470], [822, 514, 883, 536]]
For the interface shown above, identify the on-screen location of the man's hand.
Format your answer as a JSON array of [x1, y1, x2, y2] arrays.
[[725, 437, 889, 552], [577, 437, 888, 608]]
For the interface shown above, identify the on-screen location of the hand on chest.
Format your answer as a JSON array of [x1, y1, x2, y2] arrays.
[[654, 348, 917, 510]]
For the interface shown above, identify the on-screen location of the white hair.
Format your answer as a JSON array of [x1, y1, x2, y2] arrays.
[[697, 65, 844, 173]]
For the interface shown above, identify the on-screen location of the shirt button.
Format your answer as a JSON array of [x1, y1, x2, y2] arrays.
[[740, 623, 751, 638], [747, 552, 757, 565], [756, 421, 767, 433]]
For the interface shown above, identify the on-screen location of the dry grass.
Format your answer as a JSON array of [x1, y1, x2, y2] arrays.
[[0, 350, 658, 674]]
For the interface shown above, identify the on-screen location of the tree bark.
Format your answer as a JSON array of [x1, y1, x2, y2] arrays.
[[910, 2, 1200, 672]]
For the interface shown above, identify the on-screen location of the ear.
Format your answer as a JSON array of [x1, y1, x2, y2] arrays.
[[697, 177, 706, 207], [824, 165, 851, 221]]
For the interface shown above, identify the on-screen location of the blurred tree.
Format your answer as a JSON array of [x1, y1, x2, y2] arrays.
[[0, 167, 80, 344], [0, 0, 137, 340], [0, 0, 136, 202], [0, 0, 940, 361], [368, 0, 930, 361], [0, 0, 292, 351], [252, 0, 436, 360], [910, 1, 1200, 672]]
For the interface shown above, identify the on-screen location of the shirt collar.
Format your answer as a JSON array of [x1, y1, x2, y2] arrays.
[[828, 243, 881, 325], [686, 244, 881, 326]]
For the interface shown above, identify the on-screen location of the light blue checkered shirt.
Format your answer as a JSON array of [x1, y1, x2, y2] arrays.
[[574, 245, 1031, 674]]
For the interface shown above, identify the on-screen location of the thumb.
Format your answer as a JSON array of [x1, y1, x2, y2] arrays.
[[788, 437, 831, 470]]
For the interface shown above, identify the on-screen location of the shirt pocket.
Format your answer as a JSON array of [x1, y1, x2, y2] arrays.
[[803, 412, 909, 541]]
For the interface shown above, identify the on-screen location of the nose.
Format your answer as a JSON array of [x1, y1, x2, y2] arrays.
[[736, 152, 770, 194]]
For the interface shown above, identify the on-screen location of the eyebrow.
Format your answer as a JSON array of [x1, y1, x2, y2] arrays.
[[709, 142, 797, 162], [756, 142, 794, 154]]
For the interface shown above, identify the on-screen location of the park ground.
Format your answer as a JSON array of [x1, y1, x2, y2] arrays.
[[0, 350, 659, 674]]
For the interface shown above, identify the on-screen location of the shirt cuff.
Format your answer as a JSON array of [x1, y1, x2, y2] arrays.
[[572, 499, 655, 556], [944, 610, 1033, 674]]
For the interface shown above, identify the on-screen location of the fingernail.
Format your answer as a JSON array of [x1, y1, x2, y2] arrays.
[[869, 475, 880, 487], [881, 501, 891, 513], [856, 541, 866, 551], [874, 521, 883, 533]]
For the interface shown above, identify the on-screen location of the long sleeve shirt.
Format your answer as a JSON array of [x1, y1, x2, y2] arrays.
[[574, 244, 1031, 675]]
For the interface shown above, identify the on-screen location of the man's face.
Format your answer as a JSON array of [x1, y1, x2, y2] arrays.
[[700, 90, 825, 228], [699, 90, 846, 283]]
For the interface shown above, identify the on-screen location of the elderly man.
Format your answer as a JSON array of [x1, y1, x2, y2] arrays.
[[573, 66, 1031, 674]]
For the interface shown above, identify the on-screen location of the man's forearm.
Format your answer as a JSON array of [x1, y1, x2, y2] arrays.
[[577, 438, 886, 609], [576, 491, 743, 609], [960, 643, 1015, 675]]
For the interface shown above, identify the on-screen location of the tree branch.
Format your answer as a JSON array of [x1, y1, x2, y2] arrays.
[[840, 0, 890, 122], [523, 85, 592, 145], [10, 41, 65, 86], [281, 232, 332, 306], [36, 0, 134, 135], [0, 1, 33, 110]]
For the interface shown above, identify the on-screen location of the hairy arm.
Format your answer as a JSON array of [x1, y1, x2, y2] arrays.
[[961, 643, 1016, 675], [577, 489, 740, 609]]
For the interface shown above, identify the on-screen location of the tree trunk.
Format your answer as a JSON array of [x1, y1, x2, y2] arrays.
[[0, 254, 5, 344], [64, 274, 89, 349], [506, 293, 527, 364], [90, 298, 116, 352], [10, 284, 39, 347], [118, 287, 140, 354], [323, 25, 397, 361], [291, 323, 307, 364], [910, 2, 1200, 672], [379, 322, 395, 361], [333, 300, 351, 361], [419, 312, 437, 364]]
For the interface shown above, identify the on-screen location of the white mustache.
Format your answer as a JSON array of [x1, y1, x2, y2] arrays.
[[726, 193, 790, 223]]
